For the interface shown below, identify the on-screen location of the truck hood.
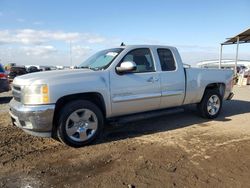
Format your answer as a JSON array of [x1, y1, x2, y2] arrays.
[[13, 69, 94, 86]]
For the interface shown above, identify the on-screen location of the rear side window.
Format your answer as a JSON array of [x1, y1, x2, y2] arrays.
[[121, 48, 154, 73], [157, 49, 176, 71]]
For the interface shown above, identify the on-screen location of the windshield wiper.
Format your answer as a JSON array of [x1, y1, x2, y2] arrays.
[[78, 66, 96, 70], [79, 66, 103, 71], [79, 66, 91, 69]]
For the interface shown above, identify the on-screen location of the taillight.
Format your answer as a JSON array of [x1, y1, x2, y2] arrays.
[[0, 73, 7, 80]]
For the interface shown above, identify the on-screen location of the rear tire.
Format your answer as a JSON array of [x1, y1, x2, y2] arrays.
[[197, 89, 222, 119], [56, 100, 104, 147]]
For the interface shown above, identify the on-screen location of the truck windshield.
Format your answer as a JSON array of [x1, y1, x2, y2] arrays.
[[78, 48, 123, 70]]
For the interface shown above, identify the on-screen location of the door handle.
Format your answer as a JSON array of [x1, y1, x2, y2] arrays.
[[147, 77, 159, 83], [147, 77, 154, 83]]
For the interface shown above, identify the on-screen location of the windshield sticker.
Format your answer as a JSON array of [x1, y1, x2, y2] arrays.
[[106, 52, 118, 57]]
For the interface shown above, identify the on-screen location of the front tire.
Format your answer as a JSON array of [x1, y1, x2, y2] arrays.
[[56, 100, 104, 147], [197, 89, 222, 119]]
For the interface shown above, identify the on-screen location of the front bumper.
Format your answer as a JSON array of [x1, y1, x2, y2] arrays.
[[9, 99, 55, 137]]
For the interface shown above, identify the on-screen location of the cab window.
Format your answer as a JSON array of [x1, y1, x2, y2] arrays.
[[121, 48, 155, 73], [157, 48, 176, 71]]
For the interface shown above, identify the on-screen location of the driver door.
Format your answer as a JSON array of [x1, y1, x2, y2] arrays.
[[110, 48, 161, 117]]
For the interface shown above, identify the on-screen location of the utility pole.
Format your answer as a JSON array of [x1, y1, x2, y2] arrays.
[[69, 40, 72, 67]]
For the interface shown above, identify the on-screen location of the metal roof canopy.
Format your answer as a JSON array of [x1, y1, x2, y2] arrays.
[[219, 28, 250, 74]]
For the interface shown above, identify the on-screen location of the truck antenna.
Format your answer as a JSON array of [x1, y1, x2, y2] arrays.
[[120, 42, 125, 46]]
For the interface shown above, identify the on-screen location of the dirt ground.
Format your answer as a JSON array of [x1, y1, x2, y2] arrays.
[[0, 86, 250, 188]]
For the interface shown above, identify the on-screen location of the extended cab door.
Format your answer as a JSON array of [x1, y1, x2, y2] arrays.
[[157, 48, 186, 108], [110, 48, 161, 117]]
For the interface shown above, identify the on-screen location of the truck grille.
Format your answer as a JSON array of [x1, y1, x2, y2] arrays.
[[12, 85, 21, 102]]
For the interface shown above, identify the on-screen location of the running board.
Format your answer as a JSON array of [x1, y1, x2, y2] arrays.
[[108, 107, 184, 126]]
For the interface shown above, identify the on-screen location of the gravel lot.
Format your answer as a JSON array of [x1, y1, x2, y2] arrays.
[[0, 86, 250, 188]]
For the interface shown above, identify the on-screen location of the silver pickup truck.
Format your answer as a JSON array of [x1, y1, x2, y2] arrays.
[[9, 45, 234, 147]]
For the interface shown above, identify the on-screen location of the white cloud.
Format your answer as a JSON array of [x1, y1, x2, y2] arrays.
[[21, 45, 57, 57], [0, 30, 15, 44], [15, 29, 46, 45], [72, 45, 92, 58], [176, 44, 217, 52], [0, 29, 108, 45], [0, 45, 93, 66], [0, 29, 119, 66], [81, 33, 106, 44]]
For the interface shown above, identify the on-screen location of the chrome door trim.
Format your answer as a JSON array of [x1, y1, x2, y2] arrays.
[[112, 92, 161, 103], [161, 90, 184, 97]]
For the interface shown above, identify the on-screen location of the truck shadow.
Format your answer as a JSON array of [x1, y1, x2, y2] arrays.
[[0, 96, 12, 104], [100, 99, 250, 143]]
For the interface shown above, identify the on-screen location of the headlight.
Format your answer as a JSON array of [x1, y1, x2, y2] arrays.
[[22, 84, 50, 105]]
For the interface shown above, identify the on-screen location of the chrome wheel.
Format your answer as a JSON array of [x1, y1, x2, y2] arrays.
[[65, 109, 98, 142], [207, 95, 220, 116]]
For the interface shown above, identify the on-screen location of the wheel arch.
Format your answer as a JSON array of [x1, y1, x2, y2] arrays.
[[203, 82, 225, 98], [52, 92, 106, 135]]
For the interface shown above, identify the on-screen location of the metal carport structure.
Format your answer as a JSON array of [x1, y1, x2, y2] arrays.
[[219, 28, 250, 74]]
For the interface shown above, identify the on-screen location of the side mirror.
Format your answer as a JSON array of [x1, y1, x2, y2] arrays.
[[116, 61, 137, 73]]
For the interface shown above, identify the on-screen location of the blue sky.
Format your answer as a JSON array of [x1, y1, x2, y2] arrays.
[[0, 0, 249, 66]]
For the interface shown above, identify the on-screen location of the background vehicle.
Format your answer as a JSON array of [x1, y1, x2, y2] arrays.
[[27, 66, 41, 73], [40, 67, 51, 71], [8, 66, 28, 82], [0, 64, 10, 93], [9, 45, 234, 147]]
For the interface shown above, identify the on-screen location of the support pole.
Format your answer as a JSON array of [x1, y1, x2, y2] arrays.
[[235, 36, 240, 75], [69, 40, 72, 67], [219, 44, 223, 69]]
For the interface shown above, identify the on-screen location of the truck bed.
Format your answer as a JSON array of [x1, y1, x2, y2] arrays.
[[183, 67, 233, 105]]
